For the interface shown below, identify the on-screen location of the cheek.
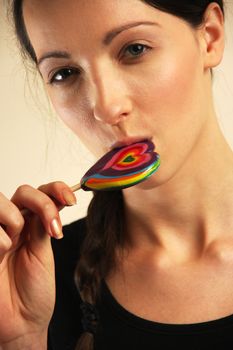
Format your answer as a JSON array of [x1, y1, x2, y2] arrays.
[[136, 45, 203, 136], [133, 47, 205, 178], [48, 93, 111, 157], [141, 53, 200, 118], [49, 92, 94, 139], [47, 87, 89, 131]]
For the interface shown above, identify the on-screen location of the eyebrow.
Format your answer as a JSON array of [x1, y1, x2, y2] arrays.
[[37, 21, 159, 66], [103, 21, 160, 45], [37, 51, 71, 66]]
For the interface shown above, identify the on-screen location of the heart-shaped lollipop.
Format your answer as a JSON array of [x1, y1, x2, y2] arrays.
[[20, 141, 160, 219], [74, 140, 160, 191]]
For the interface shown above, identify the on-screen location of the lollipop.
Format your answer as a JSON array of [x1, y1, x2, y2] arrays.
[[20, 140, 160, 217], [71, 140, 160, 192]]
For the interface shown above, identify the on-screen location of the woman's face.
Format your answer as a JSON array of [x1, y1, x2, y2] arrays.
[[23, 0, 213, 186]]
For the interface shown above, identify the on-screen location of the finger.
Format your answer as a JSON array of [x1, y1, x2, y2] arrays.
[[0, 225, 12, 263], [0, 192, 25, 240], [38, 181, 77, 208], [11, 185, 63, 240]]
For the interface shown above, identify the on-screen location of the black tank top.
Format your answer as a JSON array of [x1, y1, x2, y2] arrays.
[[48, 218, 233, 349]]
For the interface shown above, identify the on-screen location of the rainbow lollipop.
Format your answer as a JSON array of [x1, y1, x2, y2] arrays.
[[20, 141, 160, 219], [71, 140, 160, 192]]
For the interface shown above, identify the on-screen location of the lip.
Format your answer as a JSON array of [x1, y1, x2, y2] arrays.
[[110, 136, 153, 150]]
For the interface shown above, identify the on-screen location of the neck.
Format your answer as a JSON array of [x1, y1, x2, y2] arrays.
[[123, 115, 233, 262]]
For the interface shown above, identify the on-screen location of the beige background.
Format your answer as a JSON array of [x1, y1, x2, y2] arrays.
[[1, 1, 233, 225]]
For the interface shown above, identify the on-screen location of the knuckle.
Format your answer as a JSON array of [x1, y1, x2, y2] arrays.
[[0, 230, 12, 253], [52, 181, 67, 191], [8, 211, 25, 231], [0, 239, 12, 253], [13, 215, 25, 231], [37, 183, 49, 191], [39, 181, 67, 193], [16, 184, 33, 196]]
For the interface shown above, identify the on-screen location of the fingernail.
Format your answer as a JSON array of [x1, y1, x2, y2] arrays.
[[62, 189, 77, 206], [50, 218, 63, 239]]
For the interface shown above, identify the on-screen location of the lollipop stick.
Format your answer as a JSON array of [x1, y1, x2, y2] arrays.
[[70, 183, 81, 192]]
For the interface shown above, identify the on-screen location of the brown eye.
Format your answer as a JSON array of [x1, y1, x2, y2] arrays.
[[50, 68, 80, 84]]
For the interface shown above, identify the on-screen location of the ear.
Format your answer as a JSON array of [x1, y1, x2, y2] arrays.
[[199, 2, 225, 69]]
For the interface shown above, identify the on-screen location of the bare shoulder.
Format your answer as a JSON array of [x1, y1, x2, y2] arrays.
[[106, 238, 233, 324]]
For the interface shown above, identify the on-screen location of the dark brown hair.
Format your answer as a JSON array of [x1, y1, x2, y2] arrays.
[[11, 1, 225, 349]]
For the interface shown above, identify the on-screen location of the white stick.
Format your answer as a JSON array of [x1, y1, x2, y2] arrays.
[[70, 183, 81, 192]]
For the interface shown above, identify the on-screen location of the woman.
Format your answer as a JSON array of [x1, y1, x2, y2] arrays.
[[0, 0, 232, 349]]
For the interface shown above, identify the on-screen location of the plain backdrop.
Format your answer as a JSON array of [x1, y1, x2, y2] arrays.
[[1, 1, 233, 225]]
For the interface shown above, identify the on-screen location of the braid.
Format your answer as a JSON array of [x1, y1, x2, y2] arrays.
[[75, 190, 125, 350]]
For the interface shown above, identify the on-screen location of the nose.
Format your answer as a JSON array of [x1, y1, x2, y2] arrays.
[[90, 66, 133, 126]]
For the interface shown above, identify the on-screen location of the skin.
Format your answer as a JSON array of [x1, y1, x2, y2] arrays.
[[0, 0, 233, 347]]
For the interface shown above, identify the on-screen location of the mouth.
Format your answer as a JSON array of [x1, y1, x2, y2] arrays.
[[110, 136, 153, 151]]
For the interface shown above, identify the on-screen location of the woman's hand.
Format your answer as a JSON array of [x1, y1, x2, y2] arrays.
[[0, 182, 77, 348]]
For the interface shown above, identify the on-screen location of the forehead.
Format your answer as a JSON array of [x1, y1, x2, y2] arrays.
[[23, 1, 163, 35], [22, 0, 189, 59], [23, 0, 163, 24]]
